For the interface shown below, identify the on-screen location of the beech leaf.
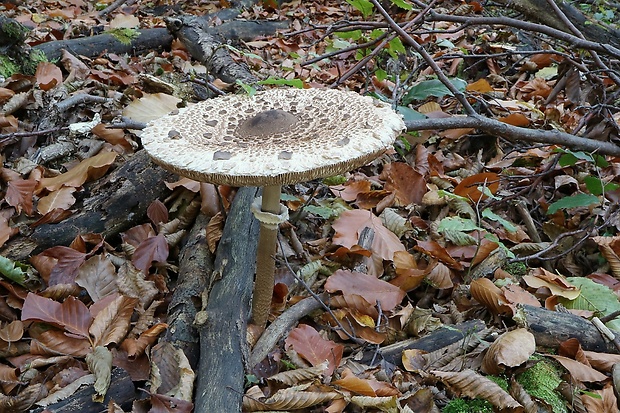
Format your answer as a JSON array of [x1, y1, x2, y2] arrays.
[[325, 269, 405, 311], [285, 324, 343, 376], [21, 293, 92, 338]]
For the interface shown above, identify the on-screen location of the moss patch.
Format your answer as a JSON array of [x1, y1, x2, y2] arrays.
[[443, 398, 494, 413], [517, 359, 567, 413]]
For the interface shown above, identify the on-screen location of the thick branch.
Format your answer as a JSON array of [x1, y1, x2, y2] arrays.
[[426, 12, 620, 59], [406, 115, 620, 156]]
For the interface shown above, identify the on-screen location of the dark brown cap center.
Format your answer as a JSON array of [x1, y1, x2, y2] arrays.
[[237, 109, 298, 138]]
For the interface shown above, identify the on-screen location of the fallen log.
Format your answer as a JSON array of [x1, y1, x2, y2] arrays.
[[515, 304, 619, 353], [359, 319, 487, 366], [161, 213, 214, 370], [0, 150, 175, 261], [194, 186, 259, 412]]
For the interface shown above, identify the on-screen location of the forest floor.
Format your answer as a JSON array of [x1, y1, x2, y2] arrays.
[[1, 0, 620, 412]]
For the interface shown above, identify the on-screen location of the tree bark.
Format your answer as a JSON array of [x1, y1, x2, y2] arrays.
[[359, 319, 487, 366], [496, 0, 620, 49], [161, 213, 214, 370], [32, 19, 289, 62], [30, 368, 137, 413], [515, 305, 619, 353], [194, 186, 259, 412], [0, 150, 175, 261]]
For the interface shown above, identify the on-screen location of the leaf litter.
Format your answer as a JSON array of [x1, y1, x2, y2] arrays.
[[0, 0, 619, 411]]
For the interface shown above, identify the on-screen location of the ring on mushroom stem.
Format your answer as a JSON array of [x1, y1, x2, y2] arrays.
[[141, 87, 405, 327]]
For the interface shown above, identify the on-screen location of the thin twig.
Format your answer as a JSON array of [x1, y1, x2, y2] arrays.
[[369, 0, 477, 115]]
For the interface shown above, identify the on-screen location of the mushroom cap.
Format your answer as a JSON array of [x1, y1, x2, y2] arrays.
[[141, 88, 405, 186]]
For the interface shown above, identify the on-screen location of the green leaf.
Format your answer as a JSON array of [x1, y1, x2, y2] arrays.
[[346, 0, 374, 17], [280, 193, 301, 202], [561, 277, 620, 332], [387, 37, 406, 58], [546, 193, 600, 214], [304, 205, 335, 219], [334, 30, 362, 40], [403, 78, 467, 103], [556, 149, 609, 168], [482, 209, 517, 233], [0, 256, 29, 286], [323, 175, 347, 186], [397, 106, 426, 122], [390, 0, 413, 9], [438, 216, 481, 232], [375, 68, 388, 81], [258, 77, 304, 88], [443, 229, 478, 246], [584, 176, 619, 196], [236, 80, 257, 96]]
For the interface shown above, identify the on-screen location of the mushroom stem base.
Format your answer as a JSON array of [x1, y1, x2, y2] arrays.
[[251, 185, 282, 327]]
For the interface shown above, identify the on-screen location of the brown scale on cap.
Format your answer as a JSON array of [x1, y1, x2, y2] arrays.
[[141, 88, 405, 186]]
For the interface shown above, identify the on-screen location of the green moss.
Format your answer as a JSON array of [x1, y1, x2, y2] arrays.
[[443, 398, 494, 413], [2, 20, 28, 43], [487, 375, 509, 391], [503, 261, 527, 277], [0, 55, 20, 77], [517, 359, 567, 413], [106, 28, 140, 45]]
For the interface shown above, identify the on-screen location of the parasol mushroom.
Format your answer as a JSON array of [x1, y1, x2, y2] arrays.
[[141, 88, 405, 327]]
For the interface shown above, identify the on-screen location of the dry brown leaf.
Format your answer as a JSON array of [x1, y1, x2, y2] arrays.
[[583, 350, 620, 373], [325, 269, 405, 312], [470, 278, 511, 315], [466, 78, 494, 93], [122, 93, 182, 124], [0, 383, 46, 412], [206, 211, 224, 253], [5, 178, 36, 215], [498, 113, 530, 127], [267, 361, 328, 386], [501, 283, 541, 309], [591, 236, 620, 279], [149, 342, 195, 401], [548, 355, 608, 383], [116, 262, 158, 308], [453, 172, 500, 203], [522, 269, 580, 300], [38, 151, 117, 192], [390, 251, 429, 292], [21, 294, 92, 338], [86, 346, 113, 403], [380, 162, 427, 206], [481, 329, 535, 374], [0, 209, 18, 248], [75, 255, 118, 302], [89, 294, 138, 347], [120, 322, 168, 359], [332, 209, 406, 263], [37, 187, 77, 215], [414, 240, 464, 271], [285, 324, 343, 376], [330, 180, 372, 202], [582, 382, 619, 413], [0, 320, 23, 343], [29, 329, 91, 357], [332, 368, 399, 397], [35, 62, 62, 91], [242, 384, 342, 411], [426, 262, 454, 289], [432, 369, 523, 410]]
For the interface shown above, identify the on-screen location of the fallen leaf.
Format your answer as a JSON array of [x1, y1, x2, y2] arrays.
[[325, 269, 405, 311], [285, 324, 343, 375]]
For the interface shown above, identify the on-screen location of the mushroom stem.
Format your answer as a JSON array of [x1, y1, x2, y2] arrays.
[[251, 185, 282, 327]]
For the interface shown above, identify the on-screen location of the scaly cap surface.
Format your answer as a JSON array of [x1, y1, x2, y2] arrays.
[[142, 88, 405, 186]]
